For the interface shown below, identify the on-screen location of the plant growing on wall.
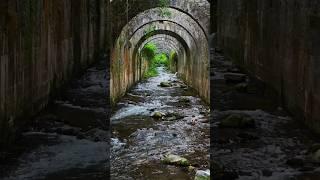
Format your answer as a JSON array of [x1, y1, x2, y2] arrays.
[[141, 42, 157, 60], [144, 25, 156, 36], [158, 0, 171, 18]]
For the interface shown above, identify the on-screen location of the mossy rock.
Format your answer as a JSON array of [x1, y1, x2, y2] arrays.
[[160, 82, 172, 87], [152, 111, 164, 119], [165, 112, 185, 121], [219, 114, 255, 128], [162, 154, 190, 166]]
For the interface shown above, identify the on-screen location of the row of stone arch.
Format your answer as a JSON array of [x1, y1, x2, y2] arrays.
[[110, 0, 210, 104]]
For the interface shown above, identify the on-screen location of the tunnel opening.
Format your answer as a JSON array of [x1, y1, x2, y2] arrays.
[[110, 1, 210, 179], [110, 6, 210, 104]]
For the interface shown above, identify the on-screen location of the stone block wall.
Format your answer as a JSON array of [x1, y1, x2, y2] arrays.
[[0, 0, 108, 145], [217, 0, 320, 132]]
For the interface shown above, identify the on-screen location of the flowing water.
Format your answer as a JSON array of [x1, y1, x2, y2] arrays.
[[111, 67, 210, 180], [0, 64, 209, 180]]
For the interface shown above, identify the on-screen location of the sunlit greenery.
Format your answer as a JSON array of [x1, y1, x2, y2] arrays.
[[141, 43, 170, 78], [141, 43, 157, 60], [154, 53, 169, 67], [144, 25, 156, 36]]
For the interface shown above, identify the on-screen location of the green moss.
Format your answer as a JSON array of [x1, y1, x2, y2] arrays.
[[144, 25, 156, 35], [159, 8, 172, 18], [158, 0, 170, 7], [141, 43, 170, 78], [141, 42, 157, 60], [153, 53, 169, 67]]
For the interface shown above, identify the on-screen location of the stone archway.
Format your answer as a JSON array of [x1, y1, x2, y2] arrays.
[[110, 6, 210, 104]]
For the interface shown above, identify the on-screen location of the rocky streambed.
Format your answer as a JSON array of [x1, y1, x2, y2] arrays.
[[0, 59, 109, 180], [111, 67, 210, 180], [211, 50, 320, 180]]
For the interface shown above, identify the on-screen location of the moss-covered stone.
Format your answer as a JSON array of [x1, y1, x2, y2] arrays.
[[160, 81, 172, 87], [162, 154, 190, 166]]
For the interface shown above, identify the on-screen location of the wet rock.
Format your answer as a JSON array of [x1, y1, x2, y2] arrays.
[[299, 166, 315, 172], [234, 83, 249, 92], [213, 137, 230, 144], [180, 97, 191, 103], [227, 67, 241, 73], [180, 84, 187, 88], [238, 171, 252, 176], [237, 132, 259, 140], [36, 114, 61, 122], [212, 170, 238, 180], [221, 83, 248, 93], [125, 93, 144, 103], [188, 166, 196, 172], [159, 81, 172, 87], [224, 73, 246, 83], [195, 169, 210, 180], [76, 133, 85, 140], [178, 97, 191, 107], [219, 114, 255, 129], [286, 158, 304, 168], [162, 154, 190, 166], [309, 149, 320, 163], [199, 119, 209, 123], [262, 169, 273, 177], [309, 143, 320, 152], [56, 126, 81, 136], [84, 128, 108, 142], [152, 111, 165, 119], [165, 112, 185, 121], [149, 108, 156, 112], [210, 160, 238, 180]]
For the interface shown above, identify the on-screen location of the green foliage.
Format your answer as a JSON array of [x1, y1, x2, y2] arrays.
[[169, 50, 176, 61], [144, 25, 156, 35], [144, 65, 158, 78], [160, 8, 172, 18], [158, 0, 171, 18], [154, 53, 169, 67], [158, 0, 170, 7], [141, 43, 157, 60], [141, 43, 170, 78]]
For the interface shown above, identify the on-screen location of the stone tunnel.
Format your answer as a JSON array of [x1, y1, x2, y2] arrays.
[[110, 0, 210, 104], [0, 0, 320, 178]]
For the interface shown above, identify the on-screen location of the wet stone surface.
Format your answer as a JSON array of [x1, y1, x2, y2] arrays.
[[111, 67, 210, 180], [211, 51, 320, 180], [0, 59, 109, 180]]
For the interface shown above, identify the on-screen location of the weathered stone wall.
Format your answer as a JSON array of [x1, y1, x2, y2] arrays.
[[110, 0, 210, 45], [0, 0, 108, 145], [217, 0, 320, 132], [110, 6, 210, 104]]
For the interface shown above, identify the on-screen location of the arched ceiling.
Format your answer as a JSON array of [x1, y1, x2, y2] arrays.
[[139, 35, 183, 55], [115, 7, 209, 63], [111, 1, 210, 103], [110, 0, 210, 44]]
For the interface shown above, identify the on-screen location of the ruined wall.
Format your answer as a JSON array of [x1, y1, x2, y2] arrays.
[[217, 0, 320, 132], [0, 0, 108, 145]]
